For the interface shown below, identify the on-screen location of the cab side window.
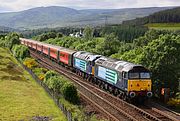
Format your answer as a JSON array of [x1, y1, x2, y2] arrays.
[[91, 61, 95, 66], [119, 73, 122, 80], [124, 72, 128, 79]]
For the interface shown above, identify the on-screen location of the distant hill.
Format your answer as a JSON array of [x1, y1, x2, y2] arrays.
[[0, 26, 17, 34], [123, 7, 180, 25], [0, 6, 174, 30]]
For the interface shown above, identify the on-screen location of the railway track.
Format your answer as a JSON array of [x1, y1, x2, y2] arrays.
[[30, 51, 131, 121], [143, 102, 180, 121], [29, 50, 179, 121]]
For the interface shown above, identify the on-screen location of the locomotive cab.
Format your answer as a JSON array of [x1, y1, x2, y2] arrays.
[[124, 66, 152, 98]]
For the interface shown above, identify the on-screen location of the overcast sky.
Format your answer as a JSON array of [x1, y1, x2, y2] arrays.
[[0, 0, 180, 12]]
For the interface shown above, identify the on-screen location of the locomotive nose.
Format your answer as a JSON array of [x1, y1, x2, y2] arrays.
[[147, 91, 152, 97]]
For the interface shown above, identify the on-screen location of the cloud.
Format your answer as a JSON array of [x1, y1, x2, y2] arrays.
[[0, 0, 180, 12]]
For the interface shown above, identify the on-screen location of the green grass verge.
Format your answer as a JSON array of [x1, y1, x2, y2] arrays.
[[0, 48, 66, 121], [145, 23, 180, 30], [59, 98, 106, 121]]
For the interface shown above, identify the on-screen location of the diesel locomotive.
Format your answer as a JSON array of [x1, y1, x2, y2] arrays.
[[20, 38, 152, 101]]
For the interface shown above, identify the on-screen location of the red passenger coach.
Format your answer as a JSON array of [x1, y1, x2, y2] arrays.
[[59, 48, 77, 66], [37, 43, 42, 52], [49, 45, 65, 60], [20, 40, 24, 44], [50, 47, 58, 59], [27, 41, 32, 47], [43, 45, 49, 55], [24, 40, 28, 46], [32, 42, 37, 50], [59, 51, 69, 65], [20, 38, 27, 46]]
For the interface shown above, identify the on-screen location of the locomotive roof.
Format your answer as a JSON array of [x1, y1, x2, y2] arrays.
[[95, 56, 143, 72], [74, 51, 101, 61]]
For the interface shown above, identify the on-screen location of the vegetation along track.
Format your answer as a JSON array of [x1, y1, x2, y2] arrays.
[[29, 49, 178, 121]]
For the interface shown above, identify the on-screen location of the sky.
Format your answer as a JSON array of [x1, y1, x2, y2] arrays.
[[0, 0, 180, 12]]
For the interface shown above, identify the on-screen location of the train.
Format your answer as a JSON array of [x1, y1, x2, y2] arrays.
[[20, 38, 153, 101]]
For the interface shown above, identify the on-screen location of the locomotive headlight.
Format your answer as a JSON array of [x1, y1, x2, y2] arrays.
[[130, 92, 136, 98], [147, 91, 152, 97]]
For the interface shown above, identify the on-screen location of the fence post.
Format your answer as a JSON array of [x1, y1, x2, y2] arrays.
[[68, 111, 72, 121]]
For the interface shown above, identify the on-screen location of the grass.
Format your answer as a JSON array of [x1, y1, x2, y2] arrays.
[[59, 98, 106, 121], [0, 48, 66, 121], [145, 23, 180, 30]]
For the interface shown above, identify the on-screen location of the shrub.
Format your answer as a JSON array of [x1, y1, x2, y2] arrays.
[[167, 98, 180, 107], [5, 32, 20, 49], [23, 58, 38, 69], [48, 76, 66, 93], [38, 74, 45, 81], [43, 71, 79, 104], [33, 68, 48, 75], [44, 71, 58, 81], [61, 82, 79, 104], [44, 71, 59, 86], [12, 45, 30, 60]]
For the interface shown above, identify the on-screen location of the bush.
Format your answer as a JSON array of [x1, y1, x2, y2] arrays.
[[44, 71, 59, 87], [167, 98, 180, 108], [38, 74, 45, 81], [33, 68, 48, 81], [43, 71, 79, 104], [0, 37, 6, 47], [33, 67, 48, 75], [44, 71, 58, 81], [12, 45, 30, 61], [48, 76, 66, 93], [61, 82, 79, 104], [5, 32, 20, 49], [23, 58, 38, 69]]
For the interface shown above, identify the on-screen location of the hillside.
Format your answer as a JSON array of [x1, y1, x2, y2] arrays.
[[123, 7, 180, 25], [0, 48, 66, 120], [0, 6, 173, 29], [146, 23, 180, 30], [0, 26, 18, 34]]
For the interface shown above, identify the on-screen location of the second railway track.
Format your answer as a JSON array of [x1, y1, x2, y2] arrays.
[[29, 49, 179, 121]]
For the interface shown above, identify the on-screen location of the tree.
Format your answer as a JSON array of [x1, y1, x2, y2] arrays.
[[36, 32, 57, 42], [5, 32, 20, 49], [96, 33, 120, 56], [83, 26, 94, 41], [101, 25, 148, 42], [114, 32, 180, 95], [56, 32, 63, 38], [140, 34, 180, 93]]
